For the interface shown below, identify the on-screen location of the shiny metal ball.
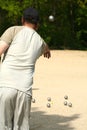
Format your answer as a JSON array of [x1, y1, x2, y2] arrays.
[[64, 101, 67, 106], [32, 98, 36, 103], [64, 95, 68, 100], [47, 103, 51, 108], [68, 102, 72, 107], [47, 97, 51, 101], [48, 15, 54, 22]]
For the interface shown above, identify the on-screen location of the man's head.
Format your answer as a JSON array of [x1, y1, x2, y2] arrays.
[[22, 7, 39, 26]]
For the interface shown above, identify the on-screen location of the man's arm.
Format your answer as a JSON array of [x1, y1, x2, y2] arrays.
[[0, 26, 15, 57], [0, 41, 9, 56], [43, 44, 51, 59]]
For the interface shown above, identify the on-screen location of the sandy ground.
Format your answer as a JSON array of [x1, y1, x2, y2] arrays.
[[30, 50, 87, 130]]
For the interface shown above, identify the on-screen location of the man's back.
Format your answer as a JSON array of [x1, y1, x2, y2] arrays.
[[0, 25, 44, 95], [1, 26, 43, 68]]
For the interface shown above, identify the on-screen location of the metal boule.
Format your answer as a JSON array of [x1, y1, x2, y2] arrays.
[[47, 97, 51, 101], [68, 102, 72, 107], [64, 95, 68, 100], [48, 15, 54, 22], [32, 98, 36, 103], [47, 103, 51, 108], [64, 101, 67, 106]]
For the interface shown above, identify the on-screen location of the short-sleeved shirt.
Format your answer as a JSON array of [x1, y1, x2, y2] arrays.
[[0, 26, 46, 96]]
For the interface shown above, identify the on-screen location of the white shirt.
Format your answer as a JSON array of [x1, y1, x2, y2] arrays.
[[0, 26, 46, 96]]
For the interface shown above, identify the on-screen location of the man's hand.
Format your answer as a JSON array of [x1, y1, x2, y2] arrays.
[[43, 45, 51, 59]]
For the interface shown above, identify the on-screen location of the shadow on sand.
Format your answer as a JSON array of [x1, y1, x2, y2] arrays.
[[30, 107, 80, 130]]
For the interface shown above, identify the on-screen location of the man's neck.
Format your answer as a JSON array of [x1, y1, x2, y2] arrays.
[[23, 22, 37, 30]]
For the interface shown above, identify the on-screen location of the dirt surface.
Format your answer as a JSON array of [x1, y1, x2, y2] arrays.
[[30, 50, 87, 130], [0, 50, 87, 130]]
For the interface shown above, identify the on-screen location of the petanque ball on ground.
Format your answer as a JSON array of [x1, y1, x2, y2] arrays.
[[47, 97, 51, 101], [64, 95, 68, 100], [32, 98, 36, 103], [68, 102, 72, 107], [64, 101, 67, 106], [47, 103, 51, 108]]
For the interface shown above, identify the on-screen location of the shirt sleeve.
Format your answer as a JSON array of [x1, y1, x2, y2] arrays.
[[0, 27, 15, 45]]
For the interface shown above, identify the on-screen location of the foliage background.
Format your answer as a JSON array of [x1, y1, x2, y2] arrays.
[[0, 0, 87, 50]]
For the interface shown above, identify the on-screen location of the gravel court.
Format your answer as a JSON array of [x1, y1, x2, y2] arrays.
[[30, 50, 87, 130], [0, 50, 87, 130]]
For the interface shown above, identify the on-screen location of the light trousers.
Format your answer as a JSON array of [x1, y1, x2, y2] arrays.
[[0, 88, 31, 130]]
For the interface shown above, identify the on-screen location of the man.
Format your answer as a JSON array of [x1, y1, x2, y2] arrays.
[[0, 7, 51, 130]]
